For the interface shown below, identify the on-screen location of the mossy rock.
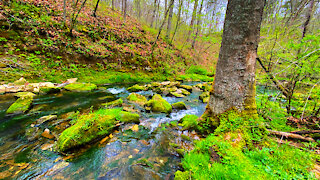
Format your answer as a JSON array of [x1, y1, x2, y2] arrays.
[[172, 101, 187, 110], [57, 108, 137, 152], [127, 93, 147, 105], [199, 92, 209, 102], [39, 87, 61, 94], [13, 77, 27, 85], [15, 92, 36, 98], [64, 83, 97, 92], [6, 96, 33, 114], [180, 88, 191, 96], [104, 98, 123, 108], [171, 92, 185, 98], [180, 85, 193, 92], [127, 84, 146, 92], [180, 115, 199, 130], [119, 111, 140, 123], [145, 94, 172, 113], [176, 149, 186, 156]]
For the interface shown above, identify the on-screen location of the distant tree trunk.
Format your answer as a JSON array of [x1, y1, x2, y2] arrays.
[[171, 0, 183, 43], [63, 0, 66, 24], [186, 0, 198, 42], [70, 0, 88, 36], [150, 0, 157, 27], [166, 0, 174, 39], [111, 0, 114, 10], [204, 0, 265, 120], [154, 0, 174, 43], [93, 0, 100, 17], [191, 0, 204, 49], [123, 0, 127, 22], [136, 0, 141, 17], [301, 0, 314, 39]]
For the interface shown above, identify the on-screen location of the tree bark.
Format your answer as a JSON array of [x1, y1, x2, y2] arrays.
[[206, 0, 266, 117], [123, 0, 127, 22]]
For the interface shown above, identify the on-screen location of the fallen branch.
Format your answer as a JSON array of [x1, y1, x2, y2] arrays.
[[290, 130, 320, 135], [267, 129, 315, 142]]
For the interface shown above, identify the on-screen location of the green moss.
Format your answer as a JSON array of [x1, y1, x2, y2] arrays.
[[176, 149, 186, 156], [174, 170, 189, 180], [57, 108, 140, 152], [64, 83, 97, 92], [180, 115, 199, 130], [172, 101, 187, 110], [127, 84, 146, 92], [145, 94, 172, 113], [104, 98, 123, 108], [181, 134, 191, 141], [127, 93, 147, 105], [39, 87, 60, 94], [15, 92, 36, 98], [119, 111, 140, 123], [6, 96, 33, 114]]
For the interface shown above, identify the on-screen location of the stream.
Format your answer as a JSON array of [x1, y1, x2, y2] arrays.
[[0, 82, 276, 179]]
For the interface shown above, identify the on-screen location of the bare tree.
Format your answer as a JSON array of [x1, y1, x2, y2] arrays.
[[166, 0, 174, 39]]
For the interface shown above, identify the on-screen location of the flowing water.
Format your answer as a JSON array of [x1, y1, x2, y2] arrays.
[[0, 83, 208, 180], [0, 83, 276, 180]]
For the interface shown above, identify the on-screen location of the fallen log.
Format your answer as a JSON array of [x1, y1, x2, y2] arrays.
[[290, 130, 320, 135], [267, 129, 315, 142]]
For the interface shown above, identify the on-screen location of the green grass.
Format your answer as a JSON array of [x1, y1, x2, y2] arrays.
[[177, 134, 317, 180]]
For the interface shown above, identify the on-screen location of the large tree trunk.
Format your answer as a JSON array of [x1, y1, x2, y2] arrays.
[[206, 0, 265, 118]]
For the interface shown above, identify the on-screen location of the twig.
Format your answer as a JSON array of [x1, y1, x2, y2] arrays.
[[290, 130, 320, 135]]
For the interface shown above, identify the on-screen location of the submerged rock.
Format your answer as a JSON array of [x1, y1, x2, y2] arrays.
[[63, 83, 97, 92], [170, 92, 185, 98], [179, 85, 193, 92], [172, 101, 187, 110], [104, 98, 123, 108], [41, 128, 55, 139], [56, 109, 140, 152], [127, 93, 147, 105], [145, 94, 172, 113], [127, 84, 146, 92], [6, 95, 33, 114]]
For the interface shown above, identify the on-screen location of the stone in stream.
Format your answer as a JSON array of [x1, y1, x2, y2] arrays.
[[63, 83, 97, 92], [179, 85, 193, 92], [172, 101, 187, 110], [104, 98, 123, 108], [25, 126, 41, 141], [13, 77, 27, 85], [14, 92, 36, 98], [39, 87, 61, 94], [127, 84, 146, 92], [0, 85, 5, 94], [170, 92, 185, 98], [127, 93, 147, 105], [56, 109, 140, 152], [145, 94, 172, 114], [41, 128, 55, 139], [36, 115, 58, 125], [6, 95, 33, 114], [199, 91, 210, 103]]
